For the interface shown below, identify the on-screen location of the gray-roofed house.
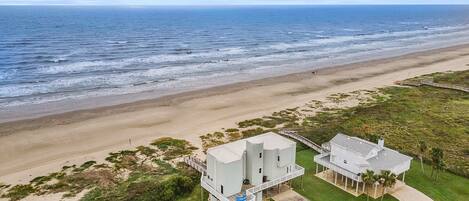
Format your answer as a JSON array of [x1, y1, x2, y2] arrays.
[[314, 133, 412, 197]]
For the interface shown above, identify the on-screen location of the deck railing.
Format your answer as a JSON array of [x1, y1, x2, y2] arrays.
[[245, 164, 305, 201], [314, 153, 361, 181], [200, 175, 231, 201]]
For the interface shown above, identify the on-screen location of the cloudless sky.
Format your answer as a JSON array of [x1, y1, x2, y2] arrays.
[[1, 0, 469, 6]]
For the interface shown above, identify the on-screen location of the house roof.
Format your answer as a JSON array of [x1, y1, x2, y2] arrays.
[[368, 147, 413, 172], [207, 132, 295, 164], [330, 133, 380, 157], [328, 133, 412, 173]]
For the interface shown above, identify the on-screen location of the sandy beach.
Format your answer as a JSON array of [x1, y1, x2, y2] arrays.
[[1, 44, 469, 186]]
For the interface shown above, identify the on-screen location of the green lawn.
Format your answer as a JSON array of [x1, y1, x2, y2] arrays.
[[292, 148, 469, 201], [405, 160, 469, 201], [291, 149, 398, 201]]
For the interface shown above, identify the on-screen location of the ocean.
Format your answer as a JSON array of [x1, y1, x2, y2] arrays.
[[1, 5, 469, 111]]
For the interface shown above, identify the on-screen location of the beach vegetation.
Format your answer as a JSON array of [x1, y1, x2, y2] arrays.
[[0, 138, 197, 201], [1, 184, 35, 201]]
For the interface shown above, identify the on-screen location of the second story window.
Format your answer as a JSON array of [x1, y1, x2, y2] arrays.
[[259, 153, 262, 158], [277, 156, 280, 161], [344, 160, 348, 164], [259, 168, 262, 173]]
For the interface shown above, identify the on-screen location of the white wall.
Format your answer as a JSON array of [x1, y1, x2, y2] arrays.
[[206, 153, 243, 197], [246, 140, 264, 185], [330, 144, 368, 174], [263, 144, 296, 180]]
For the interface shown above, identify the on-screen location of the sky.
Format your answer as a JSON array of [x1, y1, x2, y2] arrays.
[[1, 0, 469, 6]]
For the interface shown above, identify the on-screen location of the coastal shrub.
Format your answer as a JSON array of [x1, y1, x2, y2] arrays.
[[225, 128, 239, 132], [80, 174, 196, 201], [151, 137, 188, 150], [1, 184, 35, 201], [241, 127, 265, 138]]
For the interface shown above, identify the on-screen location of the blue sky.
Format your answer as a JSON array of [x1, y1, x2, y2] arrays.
[[1, 0, 469, 5]]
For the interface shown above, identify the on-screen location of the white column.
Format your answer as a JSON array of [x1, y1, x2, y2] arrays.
[[402, 171, 406, 183], [362, 182, 365, 193], [356, 181, 359, 194], [345, 177, 348, 190], [316, 163, 318, 174], [334, 172, 337, 184]]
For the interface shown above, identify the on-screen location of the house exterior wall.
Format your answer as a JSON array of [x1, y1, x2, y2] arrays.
[[206, 153, 243, 197], [246, 140, 264, 185], [330, 143, 368, 174], [263, 144, 296, 180]]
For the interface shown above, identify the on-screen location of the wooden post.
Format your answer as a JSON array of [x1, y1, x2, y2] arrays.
[[402, 171, 406, 183], [316, 163, 319, 174], [356, 181, 359, 194], [374, 183, 378, 198], [362, 182, 365, 193], [200, 187, 203, 201]]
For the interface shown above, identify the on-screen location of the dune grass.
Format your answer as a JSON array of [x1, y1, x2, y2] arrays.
[[297, 76, 469, 177]]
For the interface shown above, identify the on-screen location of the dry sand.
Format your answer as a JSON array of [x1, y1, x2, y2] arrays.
[[1, 44, 469, 186]]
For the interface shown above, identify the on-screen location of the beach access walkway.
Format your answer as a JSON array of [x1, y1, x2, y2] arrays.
[[398, 79, 469, 93]]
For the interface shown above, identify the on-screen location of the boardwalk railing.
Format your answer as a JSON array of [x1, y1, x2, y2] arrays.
[[398, 79, 469, 93], [183, 156, 207, 173], [420, 80, 469, 93], [279, 130, 326, 153]]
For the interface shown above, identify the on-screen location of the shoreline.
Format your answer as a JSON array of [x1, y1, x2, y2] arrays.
[[2, 43, 469, 130], [2, 41, 469, 124], [1, 43, 469, 185]]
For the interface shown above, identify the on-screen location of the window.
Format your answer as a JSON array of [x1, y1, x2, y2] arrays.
[[277, 156, 280, 161], [221, 185, 223, 194], [259, 153, 262, 158], [259, 168, 262, 173], [344, 160, 348, 164], [287, 167, 289, 173]]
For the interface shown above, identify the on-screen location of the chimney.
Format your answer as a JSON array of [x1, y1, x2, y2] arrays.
[[378, 138, 384, 148]]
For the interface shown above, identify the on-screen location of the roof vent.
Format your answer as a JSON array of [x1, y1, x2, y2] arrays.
[[378, 138, 384, 148]]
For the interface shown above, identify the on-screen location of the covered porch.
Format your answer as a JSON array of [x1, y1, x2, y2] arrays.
[[314, 153, 407, 199]]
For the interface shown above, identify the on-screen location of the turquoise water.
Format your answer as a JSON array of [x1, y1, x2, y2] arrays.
[[1, 5, 469, 108]]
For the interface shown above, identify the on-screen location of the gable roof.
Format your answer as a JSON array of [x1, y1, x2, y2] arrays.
[[330, 133, 380, 157], [329, 133, 412, 173]]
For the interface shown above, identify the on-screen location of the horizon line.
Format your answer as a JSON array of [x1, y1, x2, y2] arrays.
[[1, 3, 469, 6]]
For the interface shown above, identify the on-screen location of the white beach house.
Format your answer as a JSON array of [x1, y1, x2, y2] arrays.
[[314, 133, 412, 196], [201, 132, 305, 201]]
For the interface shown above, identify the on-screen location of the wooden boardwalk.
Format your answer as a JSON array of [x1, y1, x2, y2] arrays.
[[279, 130, 326, 153], [183, 156, 207, 173], [398, 79, 468, 93]]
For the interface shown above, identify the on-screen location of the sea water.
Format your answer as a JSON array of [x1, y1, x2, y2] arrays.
[[1, 5, 469, 110]]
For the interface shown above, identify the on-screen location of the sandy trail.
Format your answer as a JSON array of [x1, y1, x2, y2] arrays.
[[1, 45, 469, 185]]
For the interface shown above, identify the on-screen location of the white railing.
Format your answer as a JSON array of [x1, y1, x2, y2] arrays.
[[314, 153, 361, 181], [245, 164, 305, 201], [184, 156, 207, 173], [200, 176, 230, 201], [279, 130, 326, 153]]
